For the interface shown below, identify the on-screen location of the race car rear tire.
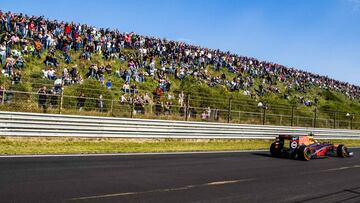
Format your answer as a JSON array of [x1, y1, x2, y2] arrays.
[[270, 142, 282, 157], [298, 145, 311, 161], [337, 144, 348, 158]]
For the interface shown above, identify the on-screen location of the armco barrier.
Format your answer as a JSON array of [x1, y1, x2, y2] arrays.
[[1, 111, 360, 139]]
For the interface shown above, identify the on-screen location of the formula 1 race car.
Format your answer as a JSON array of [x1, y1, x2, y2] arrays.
[[270, 134, 354, 161]]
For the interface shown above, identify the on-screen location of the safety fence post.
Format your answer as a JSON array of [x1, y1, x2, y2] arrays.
[[227, 97, 232, 123], [185, 94, 190, 121], [313, 107, 317, 128], [262, 107, 266, 125], [58, 86, 64, 114]]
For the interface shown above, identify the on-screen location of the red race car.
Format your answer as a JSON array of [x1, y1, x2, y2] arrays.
[[270, 134, 354, 161]]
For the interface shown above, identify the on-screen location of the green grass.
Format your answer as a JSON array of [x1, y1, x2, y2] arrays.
[[0, 137, 359, 155], [0, 137, 271, 155]]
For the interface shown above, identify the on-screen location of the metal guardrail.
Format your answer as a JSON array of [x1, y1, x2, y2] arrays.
[[1, 111, 360, 139]]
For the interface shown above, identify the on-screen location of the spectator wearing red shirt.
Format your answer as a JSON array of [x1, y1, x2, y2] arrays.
[[64, 24, 71, 35]]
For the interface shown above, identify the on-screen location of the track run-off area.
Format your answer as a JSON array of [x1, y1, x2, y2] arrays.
[[0, 149, 359, 203]]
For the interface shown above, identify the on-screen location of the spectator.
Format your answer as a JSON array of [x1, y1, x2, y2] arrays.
[[33, 38, 42, 58], [201, 111, 208, 120], [0, 43, 6, 64], [190, 107, 198, 118], [143, 92, 152, 105], [153, 86, 163, 99], [130, 84, 138, 94], [64, 51, 71, 64], [164, 101, 172, 115], [120, 94, 127, 104], [37, 86, 47, 112], [44, 67, 56, 80], [44, 54, 59, 67], [77, 92, 86, 111], [178, 91, 184, 107], [14, 55, 25, 68], [11, 71, 21, 84], [122, 82, 130, 93], [155, 100, 162, 116], [96, 94, 104, 112]]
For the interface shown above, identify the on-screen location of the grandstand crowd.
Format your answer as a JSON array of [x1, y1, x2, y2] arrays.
[[1, 10, 360, 112]]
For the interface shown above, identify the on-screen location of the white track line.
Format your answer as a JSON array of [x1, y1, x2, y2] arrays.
[[70, 178, 256, 201], [323, 165, 360, 172], [0, 150, 267, 158]]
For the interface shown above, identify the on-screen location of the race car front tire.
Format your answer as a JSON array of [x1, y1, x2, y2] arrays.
[[298, 145, 311, 161], [336, 144, 348, 158]]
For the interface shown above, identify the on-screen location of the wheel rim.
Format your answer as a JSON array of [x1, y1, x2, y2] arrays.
[[304, 148, 311, 160], [342, 147, 348, 157]]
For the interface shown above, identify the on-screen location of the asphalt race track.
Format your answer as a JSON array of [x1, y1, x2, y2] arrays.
[[0, 149, 359, 203]]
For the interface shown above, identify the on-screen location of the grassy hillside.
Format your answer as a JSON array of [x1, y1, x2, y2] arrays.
[[1, 41, 359, 129]]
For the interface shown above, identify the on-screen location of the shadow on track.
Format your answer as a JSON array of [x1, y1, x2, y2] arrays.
[[251, 152, 273, 158], [295, 186, 360, 203]]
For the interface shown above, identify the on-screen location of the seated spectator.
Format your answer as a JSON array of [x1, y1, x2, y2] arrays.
[[115, 68, 123, 78], [130, 84, 138, 94], [44, 68, 56, 80], [120, 94, 127, 104], [304, 99, 312, 107], [53, 78, 63, 93], [86, 64, 98, 78], [243, 90, 250, 96], [11, 71, 22, 84], [14, 55, 25, 68], [69, 67, 78, 82], [153, 86, 163, 99], [44, 55, 59, 67], [122, 82, 130, 93], [3, 56, 15, 77], [11, 49, 22, 58], [105, 64, 112, 74]]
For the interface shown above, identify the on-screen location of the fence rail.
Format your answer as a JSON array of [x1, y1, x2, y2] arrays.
[[1, 111, 360, 140], [1, 90, 359, 130]]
